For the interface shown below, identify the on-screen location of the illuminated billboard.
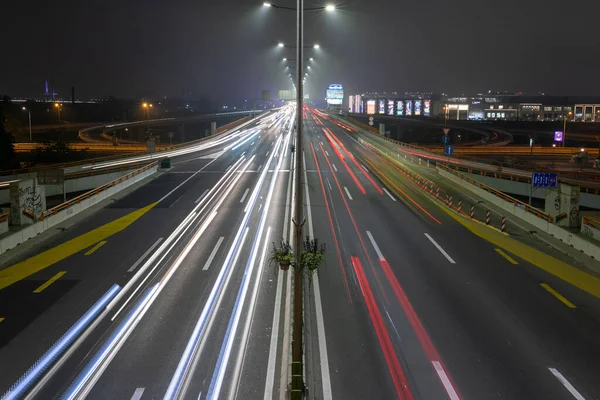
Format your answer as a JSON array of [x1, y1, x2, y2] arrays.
[[396, 101, 404, 116], [348, 95, 354, 113], [356, 95, 363, 113], [414, 100, 422, 116], [424, 100, 431, 116], [387, 100, 394, 116], [378, 99, 385, 114], [326, 84, 343, 106], [405, 100, 413, 116], [366, 100, 376, 115]]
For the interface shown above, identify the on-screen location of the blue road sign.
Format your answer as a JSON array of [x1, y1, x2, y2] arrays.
[[442, 136, 450, 144], [532, 172, 558, 188], [444, 145, 454, 156]]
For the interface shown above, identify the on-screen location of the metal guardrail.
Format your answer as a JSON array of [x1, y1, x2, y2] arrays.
[[352, 122, 600, 195], [39, 162, 158, 221], [438, 164, 554, 222], [583, 216, 600, 230], [0, 213, 8, 223]]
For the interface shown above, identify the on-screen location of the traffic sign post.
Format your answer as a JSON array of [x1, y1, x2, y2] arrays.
[[444, 145, 454, 156], [532, 172, 558, 188], [442, 136, 450, 144], [443, 128, 450, 135], [530, 172, 558, 205]]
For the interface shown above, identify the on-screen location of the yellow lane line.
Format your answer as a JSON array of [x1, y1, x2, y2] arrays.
[[84, 241, 107, 256], [33, 271, 67, 293], [0, 202, 158, 292], [0, 317, 4, 323], [442, 209, 600, 299], [495, 248, 518, 264], [540, 283, 577, 308]]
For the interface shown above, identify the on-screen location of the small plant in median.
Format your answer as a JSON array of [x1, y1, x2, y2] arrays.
[[270, 240, 294, 271], [298, 236, 326, 283]]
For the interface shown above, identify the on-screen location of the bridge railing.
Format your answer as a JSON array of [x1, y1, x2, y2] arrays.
[[437, 163, 554, 222], [39, 162, 158, 221]]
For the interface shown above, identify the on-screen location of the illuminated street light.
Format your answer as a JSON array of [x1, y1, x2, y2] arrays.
[[325, 4, 335, 11], [309, 57, 314, 60], [313, 44, 320, 49], [283, 57, 287, 61], [263, 2, 272, 6], [22, 106, 32, 142], [54, 102, 62, 121], [307, 66, 311, 69], [278, 42, 284, 47]]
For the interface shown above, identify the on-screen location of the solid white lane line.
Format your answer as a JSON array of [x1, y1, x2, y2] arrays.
[[382, 187, 396, 201], [549, 368, 586, 400], [128, 238, 164, 272], [424, 233, 456, 264], [264, 252, 284, 400], [203, 237, 225, 271], [432, 361, 460, 400], [240, 188, 250, 203], [332, 163, 338, 172], [194, 189, 209, 204], [325, 150, 330, 156], [130, 387, 145, 400], [366, 231, 384, 260], [343, 186, 353, 200], [303, 154, 332, 400]]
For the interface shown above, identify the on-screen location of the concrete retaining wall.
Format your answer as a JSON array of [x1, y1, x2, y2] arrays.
[[0, 168, 141, 205], [438, 167, 600, 260], [0, 165, 158, 255]]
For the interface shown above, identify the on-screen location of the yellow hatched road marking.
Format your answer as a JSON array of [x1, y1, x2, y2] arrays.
[[84, 241, 107, 256], [33, 271, 67, 293], [0, 202, 157, 292], [495, 248, 518, 264], [540, 283, 577, 308]]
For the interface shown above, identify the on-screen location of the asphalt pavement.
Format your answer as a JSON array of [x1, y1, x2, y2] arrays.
[[300, 109, 600, 400], [1, 106, 599, 400]]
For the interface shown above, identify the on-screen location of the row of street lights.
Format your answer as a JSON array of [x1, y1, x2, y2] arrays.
[[263, 2, 336, 399]]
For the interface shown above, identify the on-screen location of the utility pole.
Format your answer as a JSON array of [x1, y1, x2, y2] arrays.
[[291, 0, 304, 397]]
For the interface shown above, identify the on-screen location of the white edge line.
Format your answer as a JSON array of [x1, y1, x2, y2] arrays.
[[203, 237, 225, 271], [432, 361, 460, 400], [343, 186, 353, 200], [424, 233, 456, 264], [382, 187, 397, 202], [549, 368, 586, 400], [366, 231, 384, 260], [127, 238, 164, 272]]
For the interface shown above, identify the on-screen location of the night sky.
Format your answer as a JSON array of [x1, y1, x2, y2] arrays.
[[2, 0, 600, 102]]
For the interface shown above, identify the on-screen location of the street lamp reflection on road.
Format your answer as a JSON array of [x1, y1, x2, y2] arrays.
[[54, 103, 62, 122]]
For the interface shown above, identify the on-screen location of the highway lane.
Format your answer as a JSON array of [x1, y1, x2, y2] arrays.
[[0, 109, 293, 397], [302, 109, 600, 399], [67, 112, 294, 400]]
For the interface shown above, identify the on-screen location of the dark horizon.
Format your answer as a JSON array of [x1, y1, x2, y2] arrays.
[[2, 0, 600, 101]]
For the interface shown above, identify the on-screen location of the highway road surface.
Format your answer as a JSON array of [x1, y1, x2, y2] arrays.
[[0, 106, 599, 399]]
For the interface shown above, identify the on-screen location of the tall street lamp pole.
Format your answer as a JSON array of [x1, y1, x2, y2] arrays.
[[22, 107, 32, 142], [292, 0, 304, 397]]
